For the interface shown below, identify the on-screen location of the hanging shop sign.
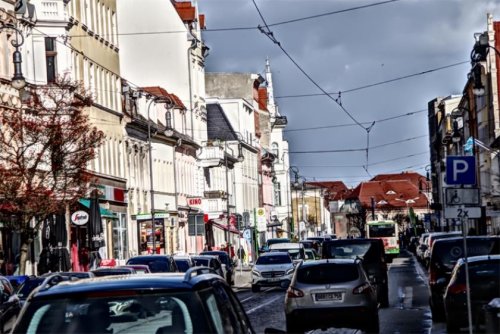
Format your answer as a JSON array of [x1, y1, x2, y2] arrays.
[[71, 210, 89, 226]]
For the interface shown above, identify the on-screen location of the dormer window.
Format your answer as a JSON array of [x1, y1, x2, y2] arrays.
[[386, 190, 396, 195]]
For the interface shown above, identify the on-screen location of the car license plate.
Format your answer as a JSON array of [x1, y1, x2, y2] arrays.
[[315, 292, 342, 301], [268, 277, 280, 282]]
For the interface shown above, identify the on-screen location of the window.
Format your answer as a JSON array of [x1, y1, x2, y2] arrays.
[[45, 38, 57, 83], [274, 182, 281, 206], [271, 142, 279, 160], [112, 214, 128, 260]]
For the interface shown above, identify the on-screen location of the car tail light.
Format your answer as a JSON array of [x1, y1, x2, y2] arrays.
[[287, 286, 304, 298], [353, 282, 372, 294], [447, 283, 466, 295], [429, 269, 437, 285]]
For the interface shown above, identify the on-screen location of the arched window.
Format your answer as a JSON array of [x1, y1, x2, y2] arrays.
[[271, 142, 279, 160]]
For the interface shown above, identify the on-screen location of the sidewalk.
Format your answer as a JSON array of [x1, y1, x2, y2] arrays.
[[233, 265, 251, 290]]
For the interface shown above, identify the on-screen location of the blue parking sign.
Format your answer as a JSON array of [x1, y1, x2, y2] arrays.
[[446, 156, 476, 185]]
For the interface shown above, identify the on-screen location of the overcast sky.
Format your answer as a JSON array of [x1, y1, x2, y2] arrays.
[[197, 0, 500, 188]]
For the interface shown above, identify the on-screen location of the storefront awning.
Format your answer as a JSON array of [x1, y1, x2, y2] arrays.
[[210, 219, 241, 235], [78, 199, 118, 219]]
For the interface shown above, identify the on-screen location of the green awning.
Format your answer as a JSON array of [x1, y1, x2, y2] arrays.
[[78, 199, 118, 219]]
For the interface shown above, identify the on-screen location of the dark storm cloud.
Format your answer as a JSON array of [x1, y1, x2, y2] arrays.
[[198, 0, 500, 186]]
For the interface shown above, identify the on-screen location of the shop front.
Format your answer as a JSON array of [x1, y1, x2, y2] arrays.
[[135, 213, 169, 255], [205, 216, 241, 250]]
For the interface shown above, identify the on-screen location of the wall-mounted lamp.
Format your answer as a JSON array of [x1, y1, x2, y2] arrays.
[[237, 143, 244, 162], [471, 64, 485, 96], [164, 110, 174, 137], [0, 22, 26, 90]]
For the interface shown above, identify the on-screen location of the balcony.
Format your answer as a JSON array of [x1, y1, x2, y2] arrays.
[[197, 145, 224, 168]]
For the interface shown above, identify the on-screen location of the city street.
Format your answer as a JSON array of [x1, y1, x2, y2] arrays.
[[235, 251, 448, 333]]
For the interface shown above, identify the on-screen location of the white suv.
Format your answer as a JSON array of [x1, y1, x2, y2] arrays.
[[251, 252, 295, 292]]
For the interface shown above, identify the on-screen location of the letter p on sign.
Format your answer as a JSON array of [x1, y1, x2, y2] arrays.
[[446, 156, 476, 185]]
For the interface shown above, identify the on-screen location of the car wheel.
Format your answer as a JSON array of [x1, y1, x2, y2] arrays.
[[251, 284, 260, 293], [365, 313, 380, 333], [446, 319, 460, 333], [380, 285, 389, 308], [286, 317, 304, 334]]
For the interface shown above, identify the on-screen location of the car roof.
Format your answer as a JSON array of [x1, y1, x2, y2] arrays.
[[200, 251, 228, 256], [298, 259, 357, 268], [324, 238, 379, 245], [269, 242, 303, 249], [259, 251, 290, 257], [128, 255, 173, 260], [30, 272, 226, 298], [192, 254, 219, 260], [457, 254, 500, 264]]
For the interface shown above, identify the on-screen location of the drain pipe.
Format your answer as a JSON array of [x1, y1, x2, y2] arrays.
[[187, 34, 197, 140]]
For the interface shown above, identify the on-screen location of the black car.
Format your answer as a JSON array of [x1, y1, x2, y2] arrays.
[[322, 238, 389, 307], [200, 250, 235, 285], [92, 267, 137, 277], [126, 255, 178, 273], [0, 276, 21, 333], [11, 268, 255, 333], [191, 255, 225, 278], [173, 256, 194, 273], [444, 254, 500, 332], [428, 236, 500, 321]]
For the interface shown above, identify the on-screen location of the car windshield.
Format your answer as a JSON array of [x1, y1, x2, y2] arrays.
[[305, 250, 315, 260], [127, 258, 171, 273], [192, 258, 209, 267], [175, 260, 191, 272], [16, 279, 44, 299], [201, 252, 229, 266], [14, 291, 226, 334], [456, 260, 500, 282], [325, 243, 371, 259], [368, 224, 396, 238], [297, 263, 359, 284], [433, 239, 500, 270], [256, 254, 291, 265]]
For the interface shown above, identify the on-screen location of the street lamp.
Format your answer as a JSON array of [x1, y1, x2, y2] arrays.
[[0, 22, 26, 90], [147, 96, 174, 254]]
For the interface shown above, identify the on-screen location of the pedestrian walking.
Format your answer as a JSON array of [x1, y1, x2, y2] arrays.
[[237, 246, 246, 266]]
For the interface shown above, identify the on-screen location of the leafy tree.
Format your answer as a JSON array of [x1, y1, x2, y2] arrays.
[[0, 77, 104, 274]]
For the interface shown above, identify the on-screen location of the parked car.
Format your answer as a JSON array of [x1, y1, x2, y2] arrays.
[[422, 232, 461, 267], [251, 252, 295, 292], [200, 250, 235, 285], [428, 236, 500, 321], [6, 276, 30, 292], [126, 255, 178, 273], [11, 268, 256, 333], [173, 255, 194, 273], [261, 238, 291, 252], [92, 267, 137, 277], [0, 275, 21, 333], [416, 233, 430, 262], [191, 255, 224, 278], [285, 259, 379, 333], [304, 248, 319, 261], [444, 254, 500, 332], [119, 265, 151, 274], [268, 242, 305, 264], [322, 238, 389, 307]]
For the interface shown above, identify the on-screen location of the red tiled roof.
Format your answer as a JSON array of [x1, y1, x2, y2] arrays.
[[173, 1, 206, 29], [305, 181, 350, 201], [141, 86, 186, 110], [371, 171, 429, 189]]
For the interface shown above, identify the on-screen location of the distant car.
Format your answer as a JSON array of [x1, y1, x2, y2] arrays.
[[322, 238, 389, 308], [428, 236, 500, 321], [422, 232, 461, 267], [6, 276, 30, 292], [285, 259, 379, 333], [92, 267, 136, 277], [126, 255, 178, 273], [304, 248, 318, 261], [200, 250, 235, 285], [119, 265, 151, 274], [173, 256, 194, 273], [268, 242, 305, 264], [262, 238, 291, 252], [0, 275, 21, 333], [191, 255, 224, 278], [252, 252, 295, 292], [15, 276, 46, 307], [12, 269, 255, 333], [444, 254, 500, 332]]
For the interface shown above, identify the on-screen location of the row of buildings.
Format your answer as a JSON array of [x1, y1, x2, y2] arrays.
[[428, 13, 500, 236], [0, 0, 303, 270]]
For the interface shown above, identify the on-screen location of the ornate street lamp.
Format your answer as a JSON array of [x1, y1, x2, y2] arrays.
[[0, 22, 26, 90]]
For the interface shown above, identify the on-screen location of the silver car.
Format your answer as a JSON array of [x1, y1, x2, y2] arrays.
[[252, 252, 295, 292], [285, 259, 379, 333]]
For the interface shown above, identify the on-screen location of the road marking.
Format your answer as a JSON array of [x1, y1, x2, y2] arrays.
[[240, 296, 254, 303], [246, 295, 282, 314]]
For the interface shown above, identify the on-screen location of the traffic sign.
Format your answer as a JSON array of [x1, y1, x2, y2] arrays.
[[444, 206, 481, 219], [243, 228, 252, 241], [445, 188, 480, 206], [446, 156, 476, 185]]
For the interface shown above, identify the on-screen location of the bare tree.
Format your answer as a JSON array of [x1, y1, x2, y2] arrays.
[[0, 77, 104, 274]]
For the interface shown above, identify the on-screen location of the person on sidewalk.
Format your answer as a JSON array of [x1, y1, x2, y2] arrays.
[[237, 246, 246, 266]]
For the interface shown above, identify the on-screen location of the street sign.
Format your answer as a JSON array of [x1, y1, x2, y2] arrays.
[[446, 156, 476, 185], [445, 188, 480, 206], [256, 207, 267, 232], [243, 228, 252, 241], [444, 206, 481, 219]]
